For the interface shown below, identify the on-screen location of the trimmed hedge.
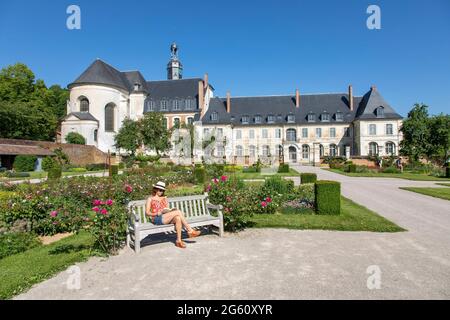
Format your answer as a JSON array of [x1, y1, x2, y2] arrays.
[[194, 166, 206, 184], [346, 164, 357, 173], [6, 172, 30, 178], [301, 173, 317, 184], [315, 180, 341, 215], [85, 163, 107, 171], [109, 165, 119, 176], [13, 155, 37, 172], [278, 163, 289, 173], [47, 166, 62, 180]]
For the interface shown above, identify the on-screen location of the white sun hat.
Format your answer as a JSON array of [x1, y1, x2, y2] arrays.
[[152, 181, 166, 191]]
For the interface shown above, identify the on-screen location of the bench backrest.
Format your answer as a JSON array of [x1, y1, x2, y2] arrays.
[[127, 194, 210, 224]]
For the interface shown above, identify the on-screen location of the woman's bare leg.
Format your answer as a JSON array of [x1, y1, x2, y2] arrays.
[[173, 216, 182, 242], [162, 210, 193, 232]]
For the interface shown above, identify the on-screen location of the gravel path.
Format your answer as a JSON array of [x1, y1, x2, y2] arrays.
[[14, 166, 450, 299]]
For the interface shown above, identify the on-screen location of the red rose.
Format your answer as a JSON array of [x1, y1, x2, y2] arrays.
[[261, 201, 267, 207]]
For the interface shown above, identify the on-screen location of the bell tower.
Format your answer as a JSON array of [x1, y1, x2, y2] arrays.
[[167, 42, 183, 80]]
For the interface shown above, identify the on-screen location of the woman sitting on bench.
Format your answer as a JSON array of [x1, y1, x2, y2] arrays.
[[145, 181, 201, 249]]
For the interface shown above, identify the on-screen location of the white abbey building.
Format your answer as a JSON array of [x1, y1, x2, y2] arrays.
[[62, 44, 403, 165]]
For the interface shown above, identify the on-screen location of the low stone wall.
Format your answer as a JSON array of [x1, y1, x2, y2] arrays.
[[0, 138, 108, 166], [349, 158, 377, 168]]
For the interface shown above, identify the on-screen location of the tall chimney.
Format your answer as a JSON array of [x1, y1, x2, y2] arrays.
[[295, 89, 300, 108], [348, 85, 353, 111], [226, 91, 231, 113], [204, 73, 209, 90], [198, 80, 204, 111]]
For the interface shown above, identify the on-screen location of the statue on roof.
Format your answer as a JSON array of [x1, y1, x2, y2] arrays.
[[170, 42, 178, 59]]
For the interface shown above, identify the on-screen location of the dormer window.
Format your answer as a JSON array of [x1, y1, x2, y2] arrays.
[[307, 112, 316, 122], [287, 114, 295, 123], [376, 106, 385, 118], [185, 98, 192, 110], [321, 112, 330, 122], [335, 111, 343, 121], [277, 114, 282, 121], [211, 112, 218, 121], [255, 115, 262, 124], [230, 116, 235, 122], [173, 99, 180, 111], [146, 100, 155, 111], [160, 100, 168, 111], [267, 115, 275, 123], [242, 115, 250, 124]]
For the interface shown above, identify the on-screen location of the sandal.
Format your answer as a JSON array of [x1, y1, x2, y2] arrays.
[[188, 229, 201, 238], [175, 240, 186, 249]]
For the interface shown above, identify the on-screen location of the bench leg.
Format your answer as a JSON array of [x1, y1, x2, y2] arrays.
[[126, 230, 131, 248], [134, 230, 141, 254], [219, 221, 224, 237]]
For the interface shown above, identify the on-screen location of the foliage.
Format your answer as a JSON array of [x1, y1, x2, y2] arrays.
[[345, 164, 357, 173], [400, 104, 449, 166], [205, 163, 224, 179], [315, 181, 341, 215], [65, 132, 86, 145], [52, 148, 70, 166], [295, 183, 315, 206], [13, 155, 37, 172], [277, 163, 289, 173], [301, 173, 317, 184], [47, 166, 62, 180], [0, 232, 41, 260], [114, 118, 142, 156], [88, 200, 127, 255], [69, 167, 87, 173], [5, 171, 30, 178], [140, 112, 171, 155], [85, 163, 107, 171], [382, 166, 401, 174], [193, 166, 206, 184], [42, 156, 57, 171], [0, 63, 68, 141], [109, 165, 119, 176]]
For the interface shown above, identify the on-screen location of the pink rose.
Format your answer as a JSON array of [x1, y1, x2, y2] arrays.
[[50, 210, 58, 217], [101, 208, 108, 215], [206, 185, 211, 192], [213, 178, 218, 184], [226, 196, 232, 202], [125, 185, 133, 193], [92, 206, 100, 212], [221, 175, 228, 182], [266, 197, 272, 203], [52, 221, 58, 225], [92, 199, 101, 206], [224, 207, 230, 213], [261, 201, 267, 207], [106, 199, 113, 206]]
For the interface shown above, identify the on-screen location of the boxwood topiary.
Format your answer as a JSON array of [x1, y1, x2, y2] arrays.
[[194, 166, 206, 184], [277, 163, 290, 173], [301, 173, 317, 184], [48, 166, 62, 180], [13, 155, 37, 172], [109, 165, 119, 176], [315, 180, 341, 215]]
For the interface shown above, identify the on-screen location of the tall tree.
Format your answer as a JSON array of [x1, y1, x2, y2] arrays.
[[0, 63, 35, 102], [140, 113, 171, 155], [428, 113, 450, 166], [400, 103, 431, 163], [114, 118, 142, 156]]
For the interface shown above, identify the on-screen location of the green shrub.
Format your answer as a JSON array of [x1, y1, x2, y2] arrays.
[[301, 173, 317, 184], [382, 166, 401, 174], [242, 166, 258, 173], [278, 163, 290, 173], [48, 166, 62, 180], [205, 164, 224, 179], [138, 161, 148, 168], [85, 163, 107, 171], [118, 162, 125, 169], [42, 156, 57, 171], [295, 183, 315, 205], [109, 165, 119, 176], [345, 164, 357, 173], [65, 132, 86, 145], [5, 171, 30, 178], [355, 165, 370, 173], [0, 232, 42, 259], [315, 180, 341, 215], [194, 166, 206, 184], [13, 155, 37, 172], [69, 167, 87, 173]]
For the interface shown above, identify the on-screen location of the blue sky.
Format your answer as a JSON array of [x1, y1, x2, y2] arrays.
[[0, 0, 449, 116]]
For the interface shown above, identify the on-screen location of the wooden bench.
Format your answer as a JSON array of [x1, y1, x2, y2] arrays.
[[126, 193, 224, 253]]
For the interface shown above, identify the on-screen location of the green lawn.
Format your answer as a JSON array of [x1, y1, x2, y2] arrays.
[[249, 196, 405, 232], [0, 231, 95, 300], [436, 183, 450, 187], [400, 187, 450, 201], [0, 170, 107, 182], [326, 168, 450, 181], [229, 168, 299, 180]]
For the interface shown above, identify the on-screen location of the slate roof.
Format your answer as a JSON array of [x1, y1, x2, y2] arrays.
[[355, 87, 403, 120], [202, 94, 361, 125], [201, 88, 402, 125], [64, 112, 99, 122]]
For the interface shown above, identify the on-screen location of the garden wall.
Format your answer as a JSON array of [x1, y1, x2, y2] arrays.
[[0, 139, 109, 166]]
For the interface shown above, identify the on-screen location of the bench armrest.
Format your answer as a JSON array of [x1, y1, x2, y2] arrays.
[[206, 203, 223, 211], [127, 206, 141, 223]]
